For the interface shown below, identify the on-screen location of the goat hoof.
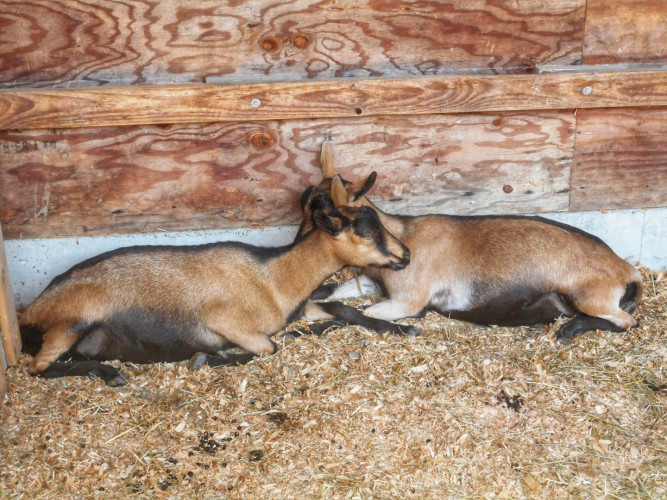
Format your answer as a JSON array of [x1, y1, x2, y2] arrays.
[[106, 373, 128, 387], [283, 332, 298, 340], [189, 352, 208, 371], [555, 324, 579, 343], [391, 324, 421, 336], [555, 334, 571, 345], [403, 325, 421, 336], [555, 326, 578, 343]]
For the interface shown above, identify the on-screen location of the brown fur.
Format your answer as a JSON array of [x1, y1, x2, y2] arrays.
[[20, 177, 410, 383], [300, 141, 643, 340]]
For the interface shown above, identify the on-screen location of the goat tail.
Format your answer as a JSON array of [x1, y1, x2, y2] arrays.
[[20, 323, 45, 356], [620, 279, 643, 315]]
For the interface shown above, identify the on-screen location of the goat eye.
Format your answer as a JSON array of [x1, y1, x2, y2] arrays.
[[363, 231, 377, 240]]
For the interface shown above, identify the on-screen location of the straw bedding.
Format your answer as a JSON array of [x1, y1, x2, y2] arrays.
[[1, 268, 665, 498]]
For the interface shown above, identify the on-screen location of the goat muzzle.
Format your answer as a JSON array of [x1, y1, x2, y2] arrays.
[[386, 248, 410, 270]]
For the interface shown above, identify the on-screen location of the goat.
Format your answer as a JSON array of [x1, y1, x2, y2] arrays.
[[298, 141, 643, 341], [288, 143, 421, 338], [19, 176, 410, 386]]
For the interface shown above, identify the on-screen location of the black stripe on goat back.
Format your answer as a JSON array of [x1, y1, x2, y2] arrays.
[[393, 213, 611, 249], [46, 241, 294, 289]]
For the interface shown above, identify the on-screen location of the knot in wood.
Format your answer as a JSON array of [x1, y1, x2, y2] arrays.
[[260, 36, 280, 52], [502, 184, 514, 194], [249, 131, 275, 149], [291, 33, 311, 49]]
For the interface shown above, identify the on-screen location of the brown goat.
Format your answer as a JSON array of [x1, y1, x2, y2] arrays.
[[19, 176, 410, 385], [298, 141, 643, 341]]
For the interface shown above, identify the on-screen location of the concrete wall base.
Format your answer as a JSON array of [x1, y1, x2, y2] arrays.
[[5, 208, 665, 307]]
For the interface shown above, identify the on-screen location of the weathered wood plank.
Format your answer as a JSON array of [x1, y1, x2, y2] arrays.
[[0, 357, 6, 404], [583, 0, 667, 64], [0, 0, 585, 89], [571, 108, 667, 211], [0, 225, 20, 367], [1, 71, 666, 131], [0, 111, 574, 239]]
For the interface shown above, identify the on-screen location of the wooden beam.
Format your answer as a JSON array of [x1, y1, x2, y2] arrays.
[[0, 358, 6, 405], [0, 225, 20, 367], [1, 71, 666, 131]]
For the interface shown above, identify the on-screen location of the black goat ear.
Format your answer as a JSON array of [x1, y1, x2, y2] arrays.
[[300, 186, 314, 211], [313, 210, 343, 236], [348, 171, 377, 202]]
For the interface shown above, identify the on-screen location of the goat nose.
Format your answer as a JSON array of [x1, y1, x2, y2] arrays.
[[403, 248, 411, 263]]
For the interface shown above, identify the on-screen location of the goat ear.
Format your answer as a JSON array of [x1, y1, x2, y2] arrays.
[[347, 171, 377, 202], [331, 174, 348, 207], [320, 140, 335, 179], [313, 210, 342, 236], [300, 186, 314, 211]]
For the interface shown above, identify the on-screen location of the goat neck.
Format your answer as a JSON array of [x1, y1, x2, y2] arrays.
[[265, 229, 343, 315]]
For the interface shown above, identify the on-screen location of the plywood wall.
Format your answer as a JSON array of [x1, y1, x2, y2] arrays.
[[583, 0, 667, 64], [0, 0, 666, 241], [571, 108, 667, 211], [1, 0, 585, 88], [0, 112, 575, 238]]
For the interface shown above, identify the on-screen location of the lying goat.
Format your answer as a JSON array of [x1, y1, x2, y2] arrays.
[[298, 141, 642, 341], [20, 176, 410, 385]]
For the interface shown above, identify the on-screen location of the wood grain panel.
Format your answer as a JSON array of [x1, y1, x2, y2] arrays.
[[571, 108, 667, 211], [0, 358, 6, 402], [0, 225, 20, 367], [583, 0, 667, 64], [0, 0, 585, 89], [2, 71, 666, 131], [0, 111, 574, 238]]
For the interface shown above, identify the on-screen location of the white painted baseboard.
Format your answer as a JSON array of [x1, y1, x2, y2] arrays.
[[5, 208, 665, 307]]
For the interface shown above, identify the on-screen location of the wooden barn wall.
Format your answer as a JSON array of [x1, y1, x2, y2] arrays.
[[0, 112, 574, 239], [0, 0, 666, 241], [571, 108, 667, 211], [0, 0, 585, 89], [1, 224, 21, 376], [583, 0, 667, 64]]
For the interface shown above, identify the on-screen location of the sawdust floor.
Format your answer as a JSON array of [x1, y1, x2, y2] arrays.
[[1, 269, 665, 499]]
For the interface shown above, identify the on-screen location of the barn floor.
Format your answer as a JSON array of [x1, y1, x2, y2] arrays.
[[1, 269, 665, 499]]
